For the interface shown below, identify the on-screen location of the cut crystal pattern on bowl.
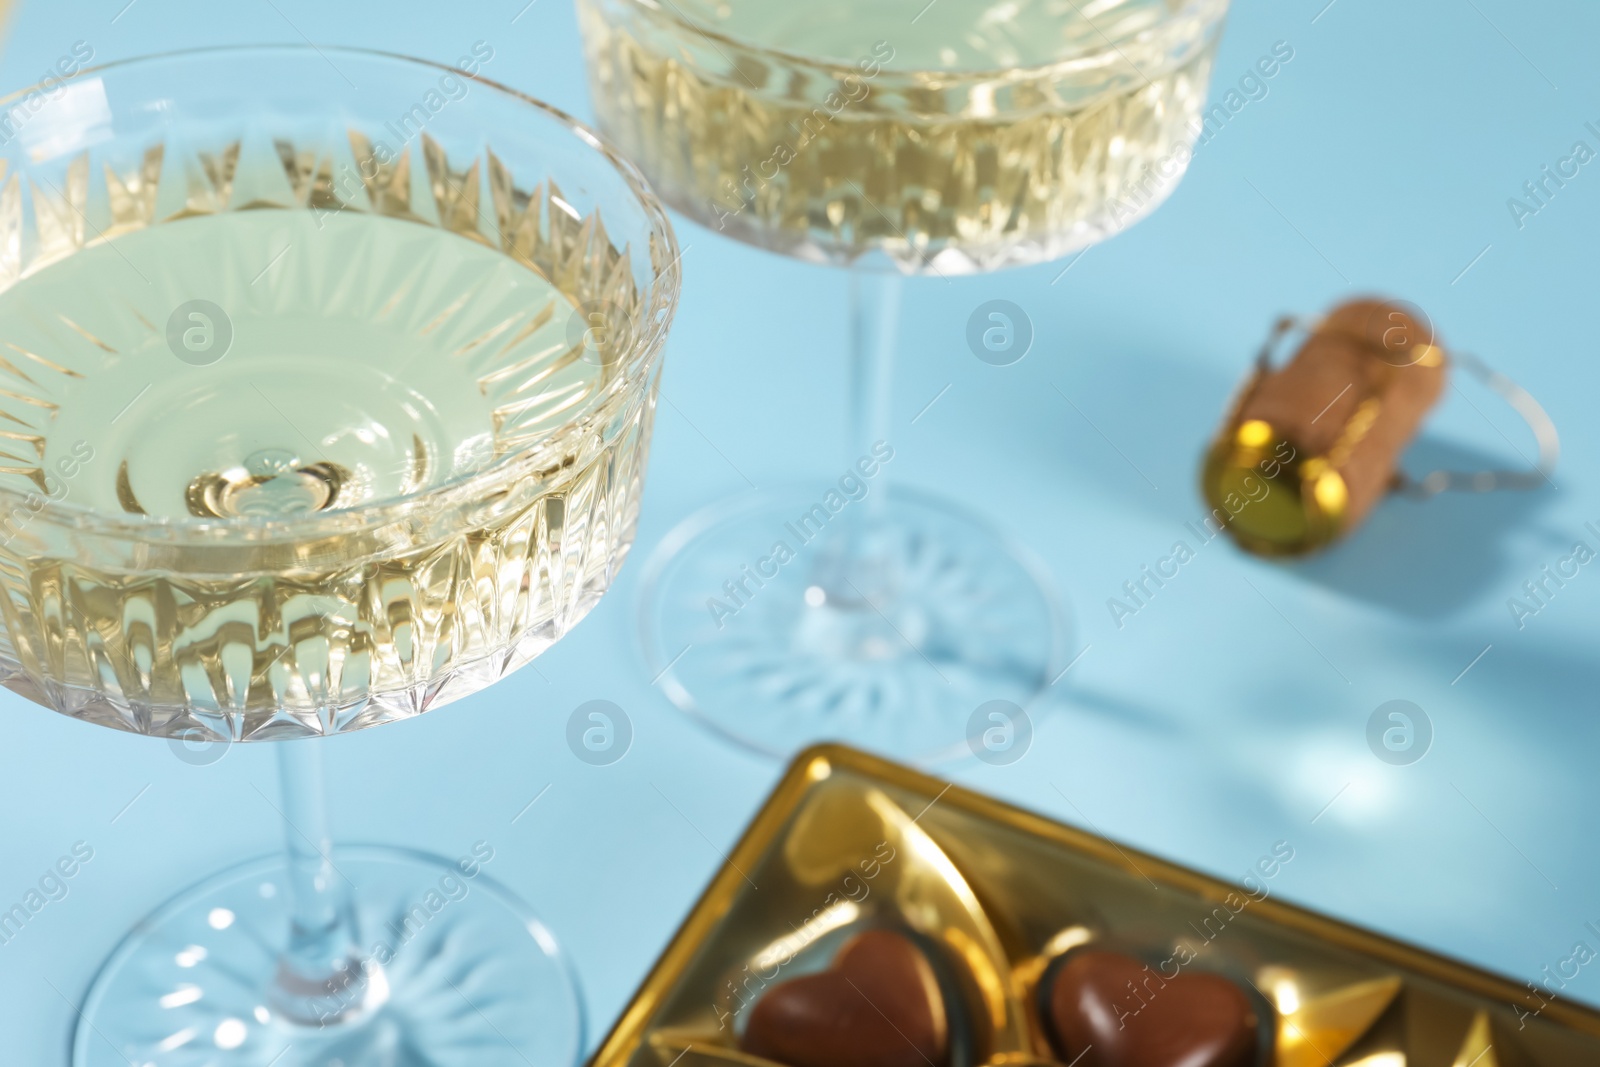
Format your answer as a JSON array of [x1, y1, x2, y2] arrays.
[[578, 0, 1228, 273], [0, 128, 676, 740]]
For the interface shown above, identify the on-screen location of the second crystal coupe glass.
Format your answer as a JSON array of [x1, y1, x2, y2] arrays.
[[0, 47, 678, 1065], [578, 0, 1229, 758]]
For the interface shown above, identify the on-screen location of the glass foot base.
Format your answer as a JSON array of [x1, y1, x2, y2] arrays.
[[74, 846, 583, 1067], [639, 486, 1067, 761]]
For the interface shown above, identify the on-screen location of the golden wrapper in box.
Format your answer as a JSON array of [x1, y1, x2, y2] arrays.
[[1202, 299, 1447, 557], [591, 745, 1600, 1067]]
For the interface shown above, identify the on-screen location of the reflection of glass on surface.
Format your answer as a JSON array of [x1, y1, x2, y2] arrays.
[[579, 0, 1228, 273]]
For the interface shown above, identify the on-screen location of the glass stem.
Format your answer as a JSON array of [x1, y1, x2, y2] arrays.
[[849, 268, 901, 523], [270, 738, 371, 1027], [818, 268, 902, 606]]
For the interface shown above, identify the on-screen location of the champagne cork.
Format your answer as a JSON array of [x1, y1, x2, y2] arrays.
[[1201, 298, 1448, 556]]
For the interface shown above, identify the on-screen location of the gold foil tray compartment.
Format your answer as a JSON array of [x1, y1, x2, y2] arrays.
[[610, 770, 1032, 1065], [590, 747, 1600, 1067]]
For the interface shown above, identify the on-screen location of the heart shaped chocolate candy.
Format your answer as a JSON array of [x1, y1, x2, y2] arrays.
[[1047, 950, 1260, 1067], [740, 929, 949, 1067]]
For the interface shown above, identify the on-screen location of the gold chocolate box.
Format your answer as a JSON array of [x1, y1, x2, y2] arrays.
[[591, 745, 1600, 1067]]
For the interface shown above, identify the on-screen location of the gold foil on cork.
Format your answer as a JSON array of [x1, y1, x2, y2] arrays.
[[1203, 299, 1448, 556], [589, 746, 1600, 1067]]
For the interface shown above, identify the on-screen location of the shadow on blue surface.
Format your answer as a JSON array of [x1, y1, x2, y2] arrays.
[[1290, 436, 1563, 619]]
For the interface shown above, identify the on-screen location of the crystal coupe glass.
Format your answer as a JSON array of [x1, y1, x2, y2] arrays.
[[0, 47, 679, 1065], [577, 0, 1228, 758]]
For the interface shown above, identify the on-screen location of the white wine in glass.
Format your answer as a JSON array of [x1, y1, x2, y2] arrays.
[[579, 0, 1229, 758], [582, 0, 1223, 272], [4, 207, 629, 732], [0, 46, 679, 1066]]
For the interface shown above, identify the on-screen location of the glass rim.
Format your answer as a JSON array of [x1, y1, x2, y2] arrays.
[[607, 0, 1227, 85], [0, 43, 681, 544]]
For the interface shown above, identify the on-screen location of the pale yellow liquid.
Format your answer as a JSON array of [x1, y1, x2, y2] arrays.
[[579, 0, 1221, 271], [675, 0, 1183, 71], [0, 209, 651, 737]]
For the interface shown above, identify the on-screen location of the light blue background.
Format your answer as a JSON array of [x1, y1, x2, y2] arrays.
[[2, 0, 1598, 1061]]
